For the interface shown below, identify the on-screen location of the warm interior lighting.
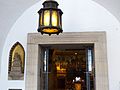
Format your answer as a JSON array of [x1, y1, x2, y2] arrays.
[[52, 11, 58, 26], [56, 63, 66, 77], [56, 64, 66, 72], [44, 10, 50, 26], [75, 83, 82, 90]]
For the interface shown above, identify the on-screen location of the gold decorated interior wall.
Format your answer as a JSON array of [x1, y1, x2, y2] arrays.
[[8, 42, 25, 73]]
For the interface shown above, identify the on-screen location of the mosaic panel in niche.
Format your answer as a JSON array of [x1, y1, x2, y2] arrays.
[[8, 42, 25, 80]]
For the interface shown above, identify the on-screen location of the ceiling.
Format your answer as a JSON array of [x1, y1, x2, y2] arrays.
[[0, 0, 120, 58]]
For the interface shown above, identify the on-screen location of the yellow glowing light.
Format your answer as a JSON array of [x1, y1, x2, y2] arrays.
[[44, 10, 50, 26], [56, 64, 66, 72], [56, 65, 60, 70], [43, 28, 58, 33], [52, 11, 57, 26], [56, 64, 66, 77]]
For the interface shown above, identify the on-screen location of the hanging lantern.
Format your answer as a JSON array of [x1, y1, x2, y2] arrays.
[[38, 0, 63, 35]]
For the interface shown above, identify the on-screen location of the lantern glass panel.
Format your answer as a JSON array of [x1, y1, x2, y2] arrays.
[[40, 12, 43, 25], [52, 10, 58, 26], [44, 10, 50, 26]]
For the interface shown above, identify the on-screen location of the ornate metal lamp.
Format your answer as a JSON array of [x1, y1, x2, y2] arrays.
[[38, 0, 63, 35]]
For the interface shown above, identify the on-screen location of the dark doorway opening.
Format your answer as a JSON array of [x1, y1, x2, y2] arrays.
[[41, 44, 95, 90]]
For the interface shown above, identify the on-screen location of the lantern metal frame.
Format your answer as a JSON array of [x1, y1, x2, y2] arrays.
[[38, 0, 63, 35]]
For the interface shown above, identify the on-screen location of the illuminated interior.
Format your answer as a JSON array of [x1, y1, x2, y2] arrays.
[[42, 44, 95, 90]]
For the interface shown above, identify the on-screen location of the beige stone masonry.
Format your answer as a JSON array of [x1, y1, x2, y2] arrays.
[[25, 32, 109, 90]]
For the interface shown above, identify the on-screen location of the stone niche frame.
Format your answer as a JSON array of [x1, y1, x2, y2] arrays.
[[25, 32, 109, 90]]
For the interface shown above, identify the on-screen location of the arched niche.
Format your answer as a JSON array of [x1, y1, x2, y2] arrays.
[[8, 42, 25, 80]]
